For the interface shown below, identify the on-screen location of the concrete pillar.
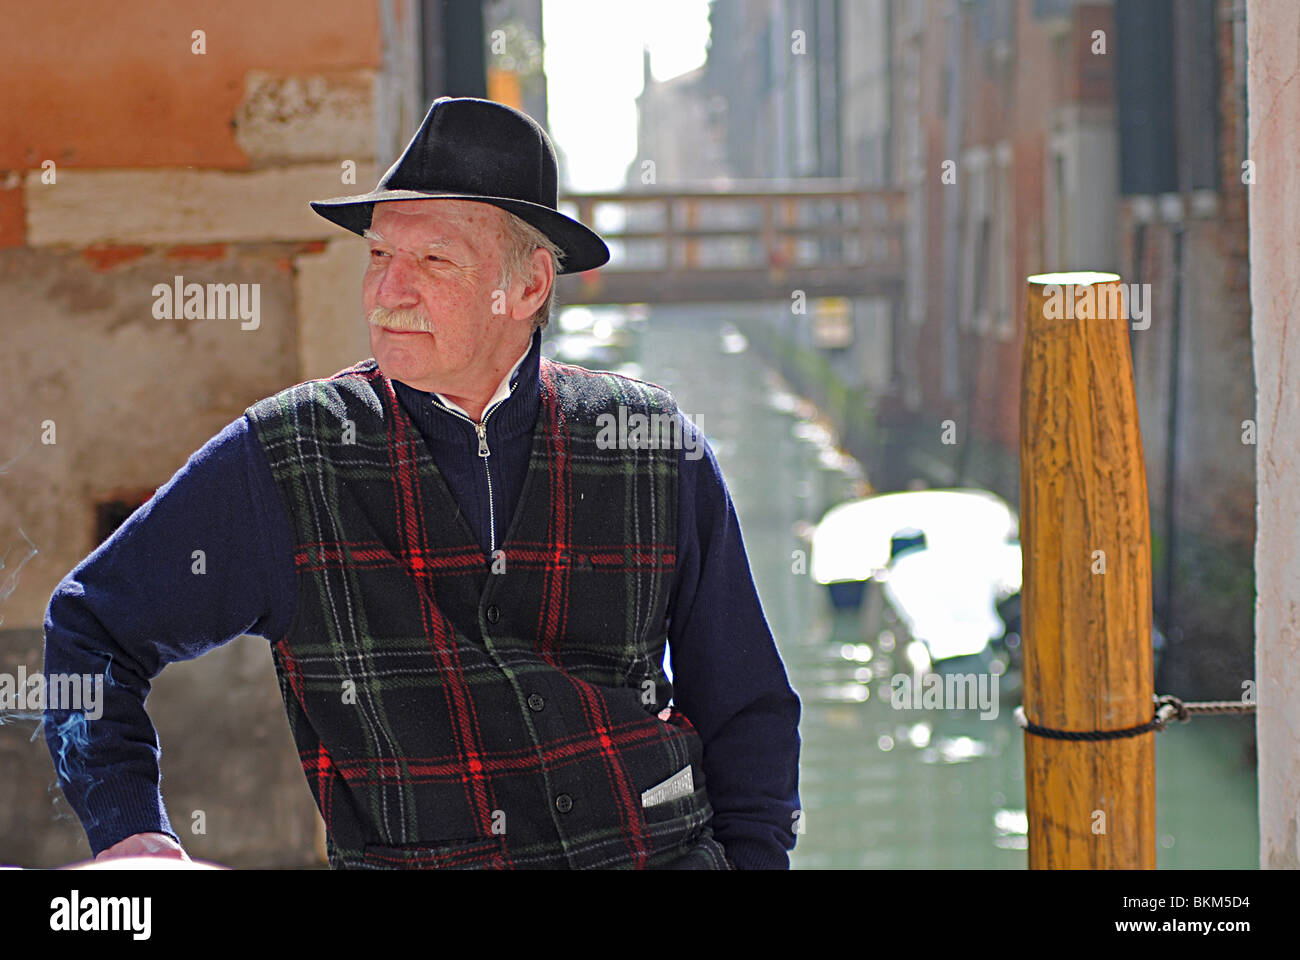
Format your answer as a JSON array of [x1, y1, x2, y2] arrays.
[[1248, 0, 1300, 870]]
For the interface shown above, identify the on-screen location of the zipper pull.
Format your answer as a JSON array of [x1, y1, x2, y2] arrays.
[[476, 421, 490, 457]]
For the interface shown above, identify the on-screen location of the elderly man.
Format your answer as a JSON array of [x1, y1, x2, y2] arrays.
[[42, 97, 802, 869]]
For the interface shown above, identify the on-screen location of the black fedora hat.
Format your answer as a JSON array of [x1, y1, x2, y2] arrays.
[[310, 96, 609, 274]]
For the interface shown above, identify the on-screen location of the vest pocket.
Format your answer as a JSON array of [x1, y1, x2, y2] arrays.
[[638, 704, 713, 826], [359, 836, 508, 870], [641, 773, 713, 826], [640, 777, 718, 870]]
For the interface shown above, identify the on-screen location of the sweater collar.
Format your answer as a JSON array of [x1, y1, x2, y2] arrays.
[[390, 327, 543, 448]]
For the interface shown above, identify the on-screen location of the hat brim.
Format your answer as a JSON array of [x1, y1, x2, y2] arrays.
[[309, 190, 609, 275]]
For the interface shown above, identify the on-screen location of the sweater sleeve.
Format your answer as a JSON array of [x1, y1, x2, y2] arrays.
[[41, 415, 295, 857], [666, 414, 803, 869]]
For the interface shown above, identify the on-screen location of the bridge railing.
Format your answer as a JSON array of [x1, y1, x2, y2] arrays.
[[558, 180, 906, 276]]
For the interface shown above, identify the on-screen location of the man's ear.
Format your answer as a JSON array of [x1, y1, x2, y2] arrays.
[[511, 246, 553, 321]]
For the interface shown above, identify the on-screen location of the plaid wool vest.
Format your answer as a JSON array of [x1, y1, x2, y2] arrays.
[[245, 357, 729, 869]]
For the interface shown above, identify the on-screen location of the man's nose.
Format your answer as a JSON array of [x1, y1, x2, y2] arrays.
[[375, 254, 421, 309]]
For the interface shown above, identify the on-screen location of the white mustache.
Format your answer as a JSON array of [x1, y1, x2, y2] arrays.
[[368, 306, 433, 333]]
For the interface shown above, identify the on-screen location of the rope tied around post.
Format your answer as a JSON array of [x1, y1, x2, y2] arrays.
[[1013, 694, 1256, 741]]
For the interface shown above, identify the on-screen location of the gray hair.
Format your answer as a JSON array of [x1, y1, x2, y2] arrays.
[[496, 211, 565, 333]]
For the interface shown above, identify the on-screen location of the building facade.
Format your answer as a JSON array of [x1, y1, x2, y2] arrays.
[[0, 0, 539, 867]]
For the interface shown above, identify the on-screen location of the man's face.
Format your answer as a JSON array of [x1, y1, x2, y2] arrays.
[[362, 198, 540, 396]]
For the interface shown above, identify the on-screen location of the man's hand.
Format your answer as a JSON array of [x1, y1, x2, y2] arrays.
[[94, 832, 190, 863]]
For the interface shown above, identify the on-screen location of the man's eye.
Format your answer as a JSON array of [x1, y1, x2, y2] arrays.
[[369, 249, 389, 258]]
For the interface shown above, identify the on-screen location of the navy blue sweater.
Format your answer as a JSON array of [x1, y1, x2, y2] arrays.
[[41, 328, 802, 868]]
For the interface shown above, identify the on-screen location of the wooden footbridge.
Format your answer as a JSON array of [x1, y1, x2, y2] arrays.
[[553, 180, 906, 305]]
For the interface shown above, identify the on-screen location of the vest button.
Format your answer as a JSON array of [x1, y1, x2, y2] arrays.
[[555, 793, 573, 814], [485, 604, 500, 624], [527, 693, 545, 711]]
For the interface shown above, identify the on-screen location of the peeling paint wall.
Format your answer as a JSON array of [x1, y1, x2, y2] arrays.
[[0, 1, 412, 867], [0, 1, 382, 170]]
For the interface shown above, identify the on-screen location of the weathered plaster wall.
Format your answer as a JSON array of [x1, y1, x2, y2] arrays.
[[1247, 0, 1300, 871], [0, 0, 401, 867]]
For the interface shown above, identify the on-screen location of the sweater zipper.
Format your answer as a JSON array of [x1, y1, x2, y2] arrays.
[[431, 390, 512, 555]]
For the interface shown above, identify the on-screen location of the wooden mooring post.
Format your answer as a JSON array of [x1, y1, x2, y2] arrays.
[[1020, 272, 1155, 869]]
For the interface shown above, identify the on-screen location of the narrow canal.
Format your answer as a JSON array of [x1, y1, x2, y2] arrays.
[[549, 303, 1260, 869]]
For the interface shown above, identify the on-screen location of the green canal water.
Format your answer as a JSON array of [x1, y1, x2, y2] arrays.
[[566, 304, 1260, 870]]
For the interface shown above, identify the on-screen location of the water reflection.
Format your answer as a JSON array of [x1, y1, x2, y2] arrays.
[[590, 304, 1258, 870]]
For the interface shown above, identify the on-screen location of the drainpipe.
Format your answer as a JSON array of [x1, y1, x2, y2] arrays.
[[1162, 208, 1184, 651]]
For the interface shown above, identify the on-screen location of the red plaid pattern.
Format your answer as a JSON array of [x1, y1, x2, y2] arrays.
[[245, 357, 728, 869]]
